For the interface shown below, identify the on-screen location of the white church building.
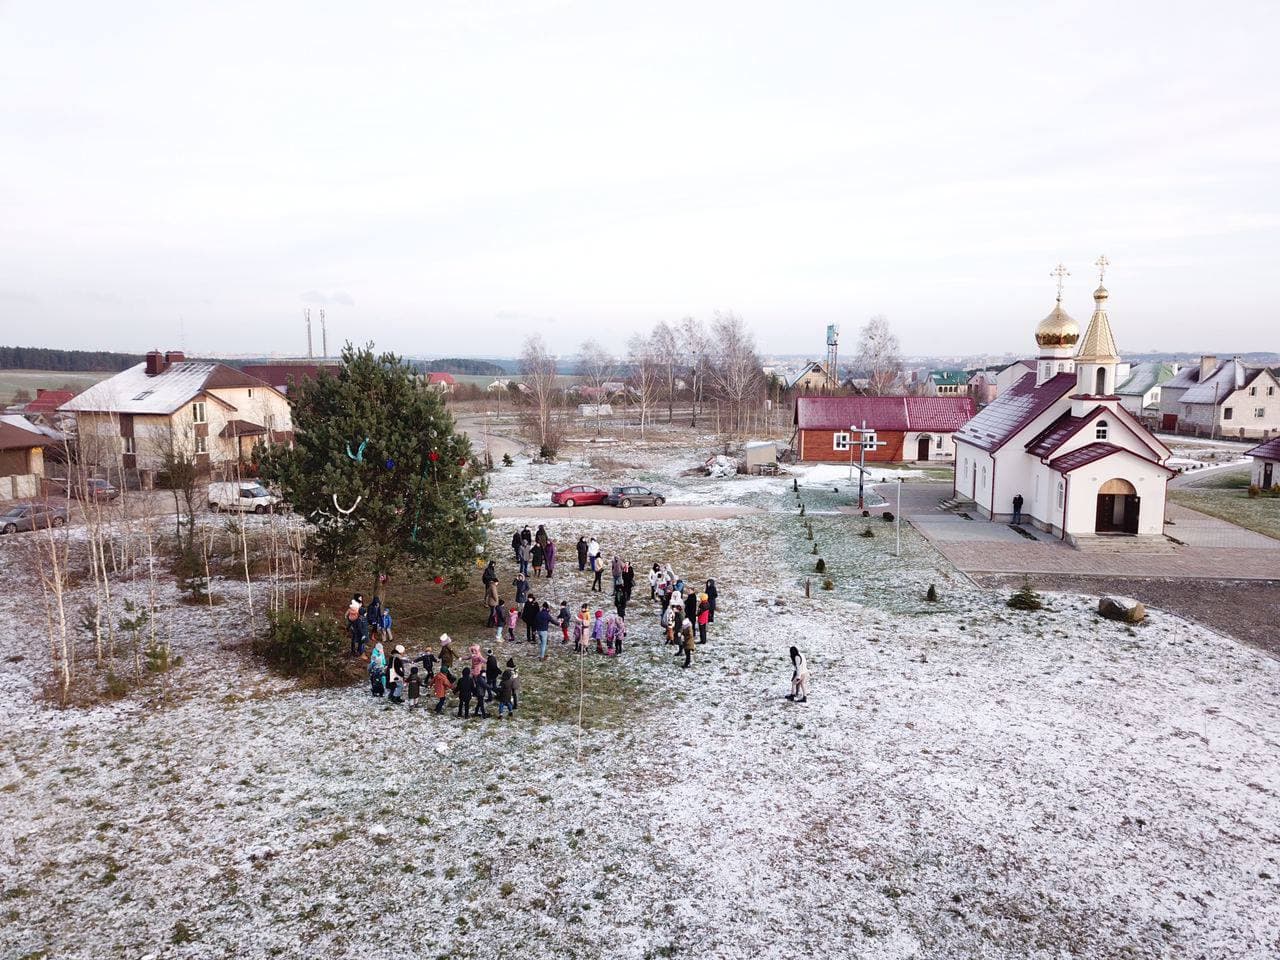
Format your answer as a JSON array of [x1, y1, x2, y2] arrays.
[[952, 262, 1173, 544]]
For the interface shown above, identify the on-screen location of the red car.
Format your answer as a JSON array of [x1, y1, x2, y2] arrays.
[[551, 484, 609, 507]]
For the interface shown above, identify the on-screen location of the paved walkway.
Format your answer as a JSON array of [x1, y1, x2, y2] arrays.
[[889, 481, 1280, 580]]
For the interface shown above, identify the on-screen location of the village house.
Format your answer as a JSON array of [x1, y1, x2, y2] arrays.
[[793, 395, 975, 463], [925, 370, 968, 396], [788, 361, 835, 394], [60, 351, 293, 479], [1115, 361, 1178, 424], [952, 267, 1172, 543], [1158, 356, 1280, 439], [0, 420, 51, 501], [1246, 436, 1280, 492], [424, 372, 457, 393]]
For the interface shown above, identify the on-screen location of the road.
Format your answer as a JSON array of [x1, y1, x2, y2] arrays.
[[491, 504, 761, 521]]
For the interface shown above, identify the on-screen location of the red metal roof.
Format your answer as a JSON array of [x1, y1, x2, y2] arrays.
[[1048, 442, 1173, 475], [240, 363, 337, 392], [953, 372, 1076, 452], [794, 396, 975, 432], [22, 389, 77, 415], [426, 372, 457, 384], [1247, 436, 1280, 460]]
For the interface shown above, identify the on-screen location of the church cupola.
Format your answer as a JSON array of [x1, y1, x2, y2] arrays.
[[1074, 255, 1121, 399], [1034, 263, 1079, 386]]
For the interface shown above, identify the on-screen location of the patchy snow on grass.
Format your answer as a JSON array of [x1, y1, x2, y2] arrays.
[[2, 465, 1279, 959]]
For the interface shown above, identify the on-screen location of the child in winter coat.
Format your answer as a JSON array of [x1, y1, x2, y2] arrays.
[[679, 617, 695, 668], [469, 643, 485, 679], [497, 668, 516, 718], [380, 607, 393, 644], [485, 652, 501, 693], [507, 606, 519, 643], [514, 573, 529, 606], [473, 672, 491, 717], [456, 667, 476, 718], [506, 657, 520, 711], [439, 634, 457, 670], [492, 598, 505, 645], [604, 613, 625, 656], [591, 610, 606, 653], [697, 596, 710, 644], [661, 603, 676, 644], [368, 643, 386, 696], [558, 601, 572, 644], [787, 647, 810, 703], [413, 648, 437, 681], [406, 667, 421, 709], [431, 669, 454, 714]]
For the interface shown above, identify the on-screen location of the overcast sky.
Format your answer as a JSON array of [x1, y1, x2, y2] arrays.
[[2, 1, 1277, 360]]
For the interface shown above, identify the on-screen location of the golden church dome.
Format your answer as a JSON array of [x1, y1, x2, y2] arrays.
[[1093, 284, 1109, 301], [1035, 302, 1080, 348]]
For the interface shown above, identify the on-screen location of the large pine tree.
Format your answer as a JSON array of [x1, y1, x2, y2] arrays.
[[260, 344, 487, 591]]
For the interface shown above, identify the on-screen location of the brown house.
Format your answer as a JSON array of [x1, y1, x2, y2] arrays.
[[793, 396, 975, 463]]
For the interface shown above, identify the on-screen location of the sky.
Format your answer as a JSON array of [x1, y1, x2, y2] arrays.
[[1, 0, 1278, 360]]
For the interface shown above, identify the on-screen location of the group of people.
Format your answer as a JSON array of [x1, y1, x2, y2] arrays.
[[346, 594, 392, 657], [347, 518, 813, 709], [366, 628, 522, 719]]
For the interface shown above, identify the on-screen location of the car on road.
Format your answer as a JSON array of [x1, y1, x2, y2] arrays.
[[0, 502, 69, 534], [208, 481, 281, 514], [551, 485, 609, 508], [604, 485, 666, 508]]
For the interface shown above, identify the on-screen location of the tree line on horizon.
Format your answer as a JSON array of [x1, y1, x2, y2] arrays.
[[0, 346, 145, 373]]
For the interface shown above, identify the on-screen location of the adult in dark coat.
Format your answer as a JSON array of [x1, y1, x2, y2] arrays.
[[456, 667, 476, 717], [482, 561, 498, 587], [614, 580, 628, 620], [621, 563, 635, 603], [535, 525, 549, 549], [576, 536, 589, 571], [705, 579, 718, 623], [522, 596, 540, 643], [485, 652, 501, 692], [510, 531, 522, 561], [684, 590, 698, 625], [531, 543, 545, 576]]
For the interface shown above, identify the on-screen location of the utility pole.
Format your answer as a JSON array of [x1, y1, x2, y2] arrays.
[[853, 420, 888, 509], [895, 478, 903, 556], [319, 309, 327, 358], [305, 308, 313, 358]]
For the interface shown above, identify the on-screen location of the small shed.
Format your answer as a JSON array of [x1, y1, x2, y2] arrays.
[[743, 440, 778, 474], [1246, 436, 1280, 491], [0, 421, 51, 501]]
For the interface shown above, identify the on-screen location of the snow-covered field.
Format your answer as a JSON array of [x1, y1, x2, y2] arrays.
[[2, 448, 1278, 959]]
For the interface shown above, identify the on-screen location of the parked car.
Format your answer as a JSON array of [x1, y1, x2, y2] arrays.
[[551, 485, 609, 508], [0, 502, 68, 534], [604, 485, 665, 508], [51, 476, 118, 501], [208, 481, 281, 514]]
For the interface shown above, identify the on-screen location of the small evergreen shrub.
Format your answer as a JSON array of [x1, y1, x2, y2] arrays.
[[822, 579, 834, 591], [926, 584, 938, 602], [1007, 580, 1044, 611], [860, 527, 875, 538], [254, 610, 346, 680], [815, 557, 826, 573], [502, 453, 514, 467]]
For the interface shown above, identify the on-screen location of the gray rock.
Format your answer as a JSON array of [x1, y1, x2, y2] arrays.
[[1098, 596, 1146, 624]]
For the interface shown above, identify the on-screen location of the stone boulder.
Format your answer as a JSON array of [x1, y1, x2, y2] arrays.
[[1098, 596, 1146, 624]]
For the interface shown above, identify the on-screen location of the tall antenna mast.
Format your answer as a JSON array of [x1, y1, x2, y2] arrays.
[[305, 308, 313, 358], [319, 309, 327, 357], [825, 324, 840, 392]]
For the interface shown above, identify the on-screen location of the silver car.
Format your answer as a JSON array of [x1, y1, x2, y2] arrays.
[[0, 502, 69, 534]]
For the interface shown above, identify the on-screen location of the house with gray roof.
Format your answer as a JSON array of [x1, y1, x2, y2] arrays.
[[1157, 356, 1280, 439], [1116, 362, 1178, 421]]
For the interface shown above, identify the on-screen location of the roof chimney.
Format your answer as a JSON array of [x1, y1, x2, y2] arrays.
[[144, 350, 168, 377], [164, 350, 185, 365], [1199, 355, 1218, 382]]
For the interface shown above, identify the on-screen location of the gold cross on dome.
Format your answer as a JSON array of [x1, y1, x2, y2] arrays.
[[1095, 254, 1110, 283], [1050, 263, 1070, 302]]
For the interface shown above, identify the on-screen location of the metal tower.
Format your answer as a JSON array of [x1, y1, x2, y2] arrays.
[[825, 324, 839, 392]]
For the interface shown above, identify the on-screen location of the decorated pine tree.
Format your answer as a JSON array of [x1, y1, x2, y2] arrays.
[[260, 344, 488, 593]]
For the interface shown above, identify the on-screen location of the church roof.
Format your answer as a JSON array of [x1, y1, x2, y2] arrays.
[[1025, 411, 1091, 459], [1049, 441, 1173, 475], [952, 372, 1076, 452], [793, 396, 974, 432], [1074, 285, 1121, 363]]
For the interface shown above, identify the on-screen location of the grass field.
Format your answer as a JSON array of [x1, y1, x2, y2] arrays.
[[1169, 486, 1280, 540], [0, 368, 111, 400]]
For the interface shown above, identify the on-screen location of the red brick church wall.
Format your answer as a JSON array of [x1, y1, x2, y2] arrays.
[[798, 429, 906, 463]]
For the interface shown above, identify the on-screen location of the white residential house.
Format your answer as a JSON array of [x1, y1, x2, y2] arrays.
[[60, 351, 293, 478], [952, 275, 1173, 544], [1158, 357, 1280, 439], [1116, 362, 1178, 422]]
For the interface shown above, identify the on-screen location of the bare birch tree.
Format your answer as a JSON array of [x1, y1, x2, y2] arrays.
[[519, 334, 560, 456], [706, 311, 766, 437], [652, 321, 681, 424], [855, 315, 902, 396], [576, 339, 618, 436], [626, 332, 662, 437]]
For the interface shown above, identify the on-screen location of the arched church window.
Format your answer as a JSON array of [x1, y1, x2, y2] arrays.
[[1095, 368, 1107, 395], [1095, 420, 1109, 441]]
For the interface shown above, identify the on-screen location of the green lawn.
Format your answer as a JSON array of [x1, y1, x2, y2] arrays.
[[1169, 487, 1280, 541]]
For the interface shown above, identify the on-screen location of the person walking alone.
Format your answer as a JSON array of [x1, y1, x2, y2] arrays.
[[787, 647, 810, 703]]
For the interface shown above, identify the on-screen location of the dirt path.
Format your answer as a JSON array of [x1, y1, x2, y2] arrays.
[[975, 572, 1280, 659], [491, 504, 761, 521]]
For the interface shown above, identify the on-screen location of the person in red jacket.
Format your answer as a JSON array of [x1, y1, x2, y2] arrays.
[[431, 669, 453, 714], [696, 594, 711, 644]]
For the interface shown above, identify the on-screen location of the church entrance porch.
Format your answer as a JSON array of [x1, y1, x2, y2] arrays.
[[917, 436, 931, 461], [1095, 478, 1140, 534]]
